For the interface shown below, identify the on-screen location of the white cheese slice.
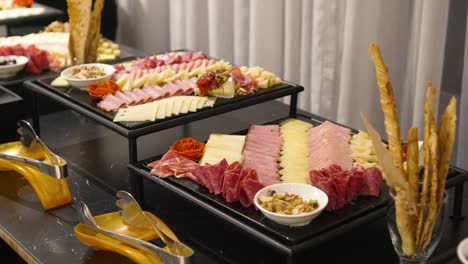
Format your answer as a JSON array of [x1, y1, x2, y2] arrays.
[[189, 97, 199, 112], [113, 101, 158, 122], [196, 97, 208, 109], [51, 76, 69, 87], [204, 97, 217, 108], [200, 150, 243, 165], [172, 96, 183, 115], [180, 97, 192, 114], [156, 100, 167, 119], [165, 97, 175, 117]]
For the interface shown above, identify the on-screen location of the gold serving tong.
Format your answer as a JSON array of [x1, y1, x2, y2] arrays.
[[0, 120, 67, 179], [75, 195, 193, 264], [0, 120, 71, 209]]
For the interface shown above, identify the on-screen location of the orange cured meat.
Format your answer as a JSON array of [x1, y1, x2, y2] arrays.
[[170, 137, 205, 162], [87, 80, 120, 101]]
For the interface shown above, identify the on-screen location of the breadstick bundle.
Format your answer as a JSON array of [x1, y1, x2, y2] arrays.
[[67, 0, 105, 65], [362, 43, 456, 257]]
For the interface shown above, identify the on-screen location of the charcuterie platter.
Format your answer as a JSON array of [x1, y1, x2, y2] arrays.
[[129, 114, 390, 246], [32, 51, 303, 132], [129, 113, 466, 259]]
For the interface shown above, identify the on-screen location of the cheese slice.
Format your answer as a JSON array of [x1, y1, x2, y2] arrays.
[[197, 97, 207, 109], [180, 97, 192, 114], [51, 76, 69, 87], [113, 101, 159, 122], [122, 79, 134, 91], [116, 74, 129, 88], [204, 97, 217, 108], [189, 97, 199, 112], [172, 96, 183, 115], [200, 150, 243, 165], [165, 97, 175, 117], [156, 100, 167, 119], [133, 74, 150, 88]]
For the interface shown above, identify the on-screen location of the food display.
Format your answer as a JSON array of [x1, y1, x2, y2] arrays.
[[66, 65, 106, 79], [148, 121, 383, 212], [364, 43, 457, 257], [257, 190, 319, 215]]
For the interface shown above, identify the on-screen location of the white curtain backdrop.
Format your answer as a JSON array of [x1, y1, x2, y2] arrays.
[[116, 0, 449, 135]]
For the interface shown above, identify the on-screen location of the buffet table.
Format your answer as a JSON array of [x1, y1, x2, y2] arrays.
[[0, 104, 467, 264], [0, 3, 64, 37]]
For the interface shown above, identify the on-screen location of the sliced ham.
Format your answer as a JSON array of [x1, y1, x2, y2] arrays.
[[97, 78, 198, 112], [308, 121, 352, 171], [149, 150, 199, 181], [242, 124, 282, 186]]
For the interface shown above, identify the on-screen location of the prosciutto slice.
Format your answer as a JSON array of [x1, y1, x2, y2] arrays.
[[308, 165, 382, 211], [149, 150, 199, 181]]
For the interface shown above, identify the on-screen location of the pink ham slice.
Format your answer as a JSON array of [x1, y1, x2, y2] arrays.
[[308, 121, 352, 171], [97, 78, 198, 112], [242, 124, 282, 186]]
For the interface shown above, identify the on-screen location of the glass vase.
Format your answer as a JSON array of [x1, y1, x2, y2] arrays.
[[386, 189, 448, 264]]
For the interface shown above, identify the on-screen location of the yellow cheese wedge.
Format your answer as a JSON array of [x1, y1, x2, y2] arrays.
[[51, 76, 69, 87], [133, 74, 150, 89], [122, 79, 134, 91], [116, 74, 129, 88]]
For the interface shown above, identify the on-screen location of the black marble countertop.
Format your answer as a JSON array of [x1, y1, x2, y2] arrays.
[[0, 100, 467, 263]]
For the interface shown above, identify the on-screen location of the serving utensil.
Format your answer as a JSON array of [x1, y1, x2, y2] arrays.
[[77, 200, 191, 264], [0, 120, 67, 179], [115, 191, 193, 257]]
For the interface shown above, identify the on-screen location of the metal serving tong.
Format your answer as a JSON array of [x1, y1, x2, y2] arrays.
[[77, 201, 192, 264], [115, 191, 193, 257], [0, 120, 67, 179]]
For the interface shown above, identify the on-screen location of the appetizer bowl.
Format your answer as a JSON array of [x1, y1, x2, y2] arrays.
[[254, 183, 328, 227], [0, 55, 28, 78], [61, 63, 115, 89], [458, 237, 468, 264]]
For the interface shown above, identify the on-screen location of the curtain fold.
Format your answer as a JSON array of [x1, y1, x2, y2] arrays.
[[116, 0, 450, 135]]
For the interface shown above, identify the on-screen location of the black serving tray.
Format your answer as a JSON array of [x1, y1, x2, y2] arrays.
[[128, 113, 467, 255]]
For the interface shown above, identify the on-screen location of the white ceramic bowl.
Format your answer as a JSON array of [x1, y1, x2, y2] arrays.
[[61, 63, 115, 89], [254, 183, 328, 227], [0, 55, 28, 78], [458, 237, 468, 264]]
